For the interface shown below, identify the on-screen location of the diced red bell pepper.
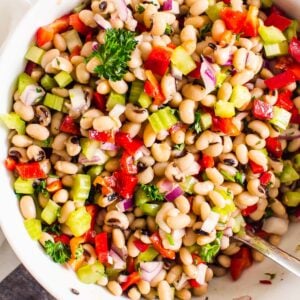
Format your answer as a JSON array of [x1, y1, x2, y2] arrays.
[[290, 106, 300, 124], [188, 61, 201, 79], [252, 99, 273, 120], [265, 12, 292, 31], [60, 116, 80, 135], [212, 116, 240, 136], [241, 204, 258, 216], [144, 47, 172, 77], [50, 15, 70, 33], [16, 162, 47, 179], [115, 132, 143, 155], [223, 0, 231, 4], [249, 160, 264, 174], [54, 234, 71, 245], [144, 70, 166, 105], [192, 254, 203, 265], [289, 37, 300, 64], [275, 90, 294, 111], [120, 151, 138, 175], [46, 179, 62, 193], [266, 137, 282, 158], [259, 172, 272, 186], [84, 205, 99, 244], [95, 232, 109, 264], [113, 170, 138, 199], [230, 247, 252, 281], [288, 63, 300, 80], [133, 239, 149, 252], [5, 157, 17, 171], [150, 232, 176, 260], [189, 279, 201, 288], [243, 5, 259, 37], [69, 13, 90, 35], [89, 130, 114, 143], [264, 70, 296, 90], [200, 154, 214, 171], [270, 5, 284, 16], [220, 7, 247, 34], [121, 272, 141, 291], [127, 256, 136, 274], [167, 43, 177, 49], [92, 92, 106, 112], [85, 31, 93, 42], [70, 45, 82, 59]]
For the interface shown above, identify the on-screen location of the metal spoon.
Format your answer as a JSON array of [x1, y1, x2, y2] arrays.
[[234, 233, 300, 277]]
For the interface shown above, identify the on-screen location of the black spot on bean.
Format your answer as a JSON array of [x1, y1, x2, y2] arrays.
[[99, 1, 107, 11]]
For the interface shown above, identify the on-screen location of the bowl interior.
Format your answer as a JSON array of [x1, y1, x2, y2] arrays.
[[0, 1, 299, 299]]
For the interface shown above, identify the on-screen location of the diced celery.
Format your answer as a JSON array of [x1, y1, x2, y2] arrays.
[[80, 138, 100, 160], [137, 247, 159, 262], [216, 72, 228, 87], [129, 80, 144, 103], [215, 101, 235, 118], [77, 261, 105, 284], [41, 200, 60, 225], [200, 112, 212, 130], [25, 46, 45, 64], [179, 176, 198, 194], [270, 106, 291, 130], [283, 192, 300, 207], [72, 174, 91, 203], [106, 267, 121, 279], [138, 91, 152, 108], [264, 41, 288, 58], [14, 177, 34, 194], [24, 219, 42, 240], [135, 188, 149, 207], [17, 73, 36, 94], [285, 20, 298, 41], [140, 203, 161, 216], [41, 75, 57, 91], [230, 85, 251, 109], [293, 154, 300, 171], [106, 91, 126, 111], [66, 207, 92, 237], [206, 2, 225, 21], [261, 0, 272, 7], [280, 164, 299, 183], [43, 93, 64, 111], [148, 107, 178, 133], [54, 71, 73, 88], [232, 214, 246, 234], [0, 112, 25, 134], [87, 165, 103, 180], [61, 30, 83, 52], [220, 170, 235, 182], [258, 25, 286, 44], [171, 46, 196, 75]]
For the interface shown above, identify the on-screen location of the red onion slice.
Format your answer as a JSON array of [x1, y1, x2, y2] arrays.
[[113, 0, 128, 21], [165, 186, 183, 201], [157, 179, 174, 193], [195, 264, 208, 285], [20, 84, 45, 106], [140, 262, 164, 282], [109, 250, 126, 270], [116, 198, 134, 212], [200, 55, 216, 94], [162, 0, 172, 11], [100, 142, 118, 151]]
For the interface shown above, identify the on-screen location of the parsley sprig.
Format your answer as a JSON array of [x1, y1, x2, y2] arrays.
[[190, 112, 202, 134], [44, 240, 71, 264], [91, 29, 138, 81], [141, 184, 164, 202]]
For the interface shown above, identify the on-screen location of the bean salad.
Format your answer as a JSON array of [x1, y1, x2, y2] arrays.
[[1, 0, 300, 299]]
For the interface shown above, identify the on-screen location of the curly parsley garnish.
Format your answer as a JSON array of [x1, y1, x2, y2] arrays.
[[44, 240, 71, 264], [91, 29, 138, 81], [174, 143, 185, 151], [141, 184, 164, 202], [190, 112, 202, 134]]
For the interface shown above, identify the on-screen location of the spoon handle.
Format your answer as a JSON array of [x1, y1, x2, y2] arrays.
[[235, 234, 300, 277]]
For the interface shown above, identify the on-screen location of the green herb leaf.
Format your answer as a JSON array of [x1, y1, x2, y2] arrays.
[[42, 223, 61, 235], [164, 24, 173, 35], [200, 232, 223, 263], [235, 172, 245, 185], [75, 245, 84, 259], [174, 143, 185, 151], [190, 112, 202, 134], [264, 272, 276, 280], [137, 5, 145, 13], [166, 233, 175, 246], [199, 23, 212, 39], [141, 184, 164, 202], [91, 29, 138, 81], [34, 180, 49, 196], [44, 240, 71, 264], [264, 207, 274, 219]]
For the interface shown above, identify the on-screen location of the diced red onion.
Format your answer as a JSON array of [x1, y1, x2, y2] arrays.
[[223, 227, 233, 237], [78, 150, 108, 166], [20, 84, 45, 106], [201, 211, 219, 233], [171, 65, 183, 80], [165, 186, 183, 202], [245, 83, 254, 90], [200, 56, 216, 94], [195, 264, 207, 285], [220, 235, 230, 250], [262, 217, 289, 235], [24, 61, 37, 75], [111, 244, 128, 260], [109, 249, 126, 270], [162, 0, 172, 11], [100, 142, 118, 151], [92, 42, 99, 51], [116, 198, 134, 212], [112, 0, 128, 21], [279, 134, 300, 140], [140, 262, 164, 282], [173, 273, 189, 290], [157, 179, 174, 193], [223, 56, 233, 66], [69, 87, 86, 110], [94, 14, 112, 29]]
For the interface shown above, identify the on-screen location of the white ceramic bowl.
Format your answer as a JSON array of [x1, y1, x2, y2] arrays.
[[0, 1, 299, 299]]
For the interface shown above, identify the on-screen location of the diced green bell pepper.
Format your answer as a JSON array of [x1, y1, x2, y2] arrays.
[[283, 192, 300, 207], [87, 165, 103, 180], [140, 203, 161, 216], [76, 261, 105, 284], [14, 177, 34, 194], [137, 247, 158, 262], [280, 164, 299, 183], [206, 2, 225, 21], [230, 85, 251, 109], [171, 46, 196, 75], [258, 25, 286, 44], [66, 207, 91, 237], [285, 20, 298, 41], [215, 101, 235, 118], [264, 41, 288, 58]]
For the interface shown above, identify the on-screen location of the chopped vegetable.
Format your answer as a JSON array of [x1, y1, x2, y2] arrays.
[[91, 29, 138, 81], [115, 132, 143, 155], [54, 71, 73, 88], [113, 170, 138, 199], [270, 106, 291, 130], [72, 174, 91, 203], [230, 247, 252, 281], [171, 46, 196, 75], [148, 107, 178, 133], [264, 41, 288, 58], [134, 239, 149, 252], [44, 240, 71, 264], [266, 137, 282, 158], [220, 7, 246, 34], [258, 25, 286, 44], [106, 91, 126, 110], [283, 192, 300, 207], [16, 162, 46, 180], [280, 164, 299, 183], [25, 46, 45, 65], [60, 116, 80, 135], [289, 37, 300, 63], [243, 5, 259, 37], [0, 113, 25, 134], [206, 2, 225, 22], [200, 56, 216, 94], [137, 247, 159, 262], [121, 272, 140, 291], [190, 112, 202, 134], [230, 85, 252, 109], [144, 70, 165, 105], [265, 12, 292, 31], [265, 70, 296, 90], [129, 80, 144, 103], [41, 200, 60, 225], [150, 232, 176, 260], [66, 207, 92, 237], [95, 232, 109, 263], [77, 262, 105, 284], [144, 47, 172, 76], [200, 232, 222, 263], [14, 177, 34, 194], [252, 99, 273, 120], [215, 101, 235, 118], [43, 93, 64, 111], [24, 219, 42, 240], [141, 184, 164, 202]]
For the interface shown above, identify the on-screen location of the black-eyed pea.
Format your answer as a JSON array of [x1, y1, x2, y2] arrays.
[[197, 230, 216, 246], [212, 21, 226, 43], [217, 255, 231, 268], [200, 201, 211, 221], [183, 264, 198, 279], [53, 189, 69, 204], [230, 70, 255, 86], [121, 122, 141, 138], [161, 74, 176, 100], [143, 123, 156, 147], [270, 199, 286, 217], [166, 265, 182, 284], [20, 195, 36, 219], [180, 25, 197, 42], [153, 162, 169, 177], [128, 287, 141, 300], [157, 280, 172, 300], [53, 33, 66, 52], [39, 232, 54, 247], [269, 234, 281, 246], [109, 79, 128, 94], [175, 195, 190, 214], [179, 99, 196, 124], [137, 280, 151, 295], [54, 161, 78, 175], [206, 168, 224, 186], [248, 150, 268, 169], [222, 182, 243, 195], [26, 124, 50, 141], [125, 103, 149, 123], [107, 281, 122, 296], [236, 191, 259, 207], [41, 49, 60, 69], [288, 138, 300, 152], [208, 190, 226, 208], [151, 270, 167, 287], [251, 87, 264, 99], [235, 144, 249, 164], [50, 112, 63, 135], [50, 56, 73, 73], [251, 249, 265, 262], [194, 181, 214, 196], [61, 175, 73, 187], [217, 82, 232, 101], [179, 247, 193, 265], [76, 63, 90, 84], [137, 167, 154, 184], [182, 228, 197, 247], [13, 101, 35, 121], [233, 48, 248, 72], [65, 136, 81, 157], [79, 9, 97, 27], [11, 134, 33, 148], [176, 289, 192, 300], [166, 214, 190, 230], [245, 134, 266, 149], [52, 133, 68, 151], [205, 268, 214, 282], [26, 145, 46, 162], [151, 143, 171, 162], [247, 179, 266, 197], [86, 56, 101, 74], [182, 84, 206, 101], [93, 116, 115, 131], [248, 120, 270, 139], [260, 68, 273, 79], [128, 48, 143, 68], [112, 228, 125, 249]]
